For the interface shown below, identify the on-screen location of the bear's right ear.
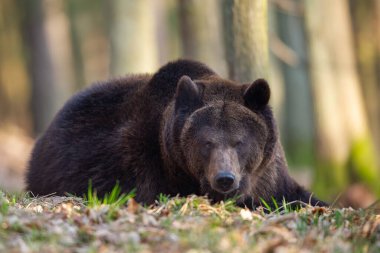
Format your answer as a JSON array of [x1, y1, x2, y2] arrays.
[[175, 75, 201, 113], [243, 78, 270, 111]]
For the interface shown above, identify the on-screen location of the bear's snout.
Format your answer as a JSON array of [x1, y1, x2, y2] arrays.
[[214, 172, 236, 193], [207, 147, 241, 194]]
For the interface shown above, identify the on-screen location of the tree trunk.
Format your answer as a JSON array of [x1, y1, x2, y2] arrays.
[[222, 0, 269, 82], [0, 0, 31, 130], [305, 0, 380, 199], [66, 0, 109, 87], [274, 0, 315, 167], [22, 0, 76, 135], [109, 0, 159, 75], [179, 0, 227, 76], [349, 0, 380, 162], [153, 0, 182, 65]]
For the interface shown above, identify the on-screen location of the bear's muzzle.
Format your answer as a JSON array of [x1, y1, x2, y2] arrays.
[[208, 147, 241, 194]]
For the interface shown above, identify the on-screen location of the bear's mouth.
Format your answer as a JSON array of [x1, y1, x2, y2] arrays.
[[200, 177, 248, 203]]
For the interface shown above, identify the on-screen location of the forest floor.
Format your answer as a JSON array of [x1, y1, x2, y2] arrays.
[[0, 190, 379, 253]]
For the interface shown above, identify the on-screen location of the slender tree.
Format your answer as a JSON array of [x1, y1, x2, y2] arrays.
[[154, 0, 182, 65], [22, 0, 76, 134], [349, 0, 380, 157], [222, 0, 269, 82], [179, 0, 227, 76], [0, 0, 31, 130], [274, 0, 315, 167], [109, 0, 159, 75], [66, 0, 109, 87], [305, 0, 379, 199]]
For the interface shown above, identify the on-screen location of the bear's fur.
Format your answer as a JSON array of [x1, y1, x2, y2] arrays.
[[26, 59, 326, 208]]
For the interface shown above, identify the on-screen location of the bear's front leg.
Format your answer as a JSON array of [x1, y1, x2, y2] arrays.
[[134, 170, 169, 205]]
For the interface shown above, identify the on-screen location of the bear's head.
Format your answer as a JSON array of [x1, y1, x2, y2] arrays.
[[161, 75, 276, 203]]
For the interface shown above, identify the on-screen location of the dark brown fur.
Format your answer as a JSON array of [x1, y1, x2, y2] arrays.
[[26, 59, 326, 208]]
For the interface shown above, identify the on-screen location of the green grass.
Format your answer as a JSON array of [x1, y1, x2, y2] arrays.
[[84, 181, 135, 208], [0, 189, 379, 253], [158, 193, 171, 205], [0, 192, 9, 215], [81, 182, 136, 221]]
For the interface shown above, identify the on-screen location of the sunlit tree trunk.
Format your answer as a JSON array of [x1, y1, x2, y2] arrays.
[[349, 0, 380, 160], [222, 0, 269, 82], [305, 0, 380, 199], [109, 0, 159, 75], [23, 0, 76, 135], [267, 2, 285, 124], [154, 0, 182, 65], [66, 0, 109, 87], [0, 0, 31, 130], [179, 0, 227, 76]]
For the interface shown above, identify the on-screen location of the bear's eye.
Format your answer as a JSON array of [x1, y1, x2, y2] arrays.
[[232, 141, 243, 148], [200, 141, 213, 157], [205, 141, 213, 149]]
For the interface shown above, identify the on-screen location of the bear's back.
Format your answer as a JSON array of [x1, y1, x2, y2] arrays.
[[26, 60, 216, 197], [26, 74, 151, 195]]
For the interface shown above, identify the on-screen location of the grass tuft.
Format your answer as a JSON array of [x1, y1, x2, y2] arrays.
[[157, 193, 171, 205], [84, 181, 135, 208], [259, 197, 272, 212], [0, 192, 9, 215], [271, 196, 279, 212]]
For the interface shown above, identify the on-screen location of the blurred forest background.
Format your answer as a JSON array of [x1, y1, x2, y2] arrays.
[[0, 0, 379, 207]]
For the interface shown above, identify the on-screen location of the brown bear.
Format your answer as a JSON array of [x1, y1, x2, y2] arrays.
[[26, 59, 326, 209]]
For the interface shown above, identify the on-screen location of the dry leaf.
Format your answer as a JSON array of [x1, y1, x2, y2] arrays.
[[127, 198, 140, 214], [240, 209, 253, 221]]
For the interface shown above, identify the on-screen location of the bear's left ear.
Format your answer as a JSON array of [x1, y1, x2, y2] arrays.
[[175, 75, 201, 113], [243, 78, 270, 111]]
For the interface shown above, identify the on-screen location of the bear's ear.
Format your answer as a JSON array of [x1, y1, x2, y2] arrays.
[[243, 78, 270, 111], [175, 75, 201, 113]]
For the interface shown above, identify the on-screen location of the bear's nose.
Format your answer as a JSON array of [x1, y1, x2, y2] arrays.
[[215, 172, 235, 192]]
